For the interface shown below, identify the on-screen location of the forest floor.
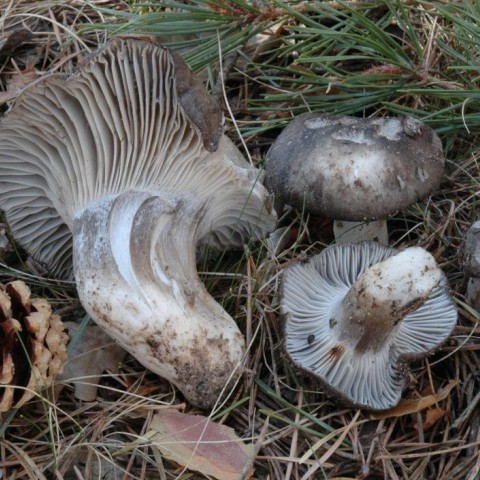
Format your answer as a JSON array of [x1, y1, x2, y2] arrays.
[[1, 1, 480, 479]]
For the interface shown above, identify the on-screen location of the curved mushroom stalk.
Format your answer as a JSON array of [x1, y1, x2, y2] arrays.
[[73, 191, 244, 407], [282, 242, 457, 410]]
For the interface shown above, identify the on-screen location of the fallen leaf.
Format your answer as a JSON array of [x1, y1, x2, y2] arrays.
[[371, 380, 459, 420], [149, 409, 255, 480], [57, 321, 126, 401], [422, 407, 446, 430], [0, 70, 41, 104]]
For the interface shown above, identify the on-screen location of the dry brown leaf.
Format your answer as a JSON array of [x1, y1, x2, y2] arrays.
[[371, 380, 459, 419], [149, 409, 255, 480], [0, 29, 33, 61], [58, 321, 126, 401], [422, 407, 446, 430], [0, 70, 41, 104]]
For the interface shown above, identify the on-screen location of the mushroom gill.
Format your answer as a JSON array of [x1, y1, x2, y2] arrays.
[[281, 242, 457, 411]]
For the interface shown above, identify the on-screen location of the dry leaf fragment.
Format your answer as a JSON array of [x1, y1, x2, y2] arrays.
[[422, 407, 446, 430], [149, 409, 255, 480], [58, 321, 126, 401], [0, 70, 41, 105], [371, 380, 459, 420]]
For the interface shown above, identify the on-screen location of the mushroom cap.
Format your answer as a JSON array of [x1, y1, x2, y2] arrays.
[[462, 220, 480, 278], [0, 281, 68, 412], [281, 242, 457, 411], [266, 113, 444, 221], [0, 38, 275, 279]]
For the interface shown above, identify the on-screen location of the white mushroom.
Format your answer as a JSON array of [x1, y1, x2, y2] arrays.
[[281, 242, 457, 410], [0, 38, 276, 408], [266, 114, 445, 244]]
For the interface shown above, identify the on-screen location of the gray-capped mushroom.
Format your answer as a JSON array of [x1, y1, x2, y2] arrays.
[[266, 113, 444, 244], [281, 242, 457, 410], [462, 220, 480, 310], [0, 38, 276, 408]]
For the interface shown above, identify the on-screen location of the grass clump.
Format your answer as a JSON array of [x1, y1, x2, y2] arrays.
[[95, 0, 480, 140]]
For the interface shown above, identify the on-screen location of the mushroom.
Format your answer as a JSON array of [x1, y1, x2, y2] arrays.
[[266, 113, 444, 244], [281, 242, 457, 410], [462, 220, 480, 310], [0, 280, 68, 412], [0, 38, 276, 408]]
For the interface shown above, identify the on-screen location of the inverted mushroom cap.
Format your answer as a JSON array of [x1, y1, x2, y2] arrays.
[[266, 113, 444, 221], [0, 38, 276, 408], [281, 242, 457, 410], [0, 37, 275, 280]]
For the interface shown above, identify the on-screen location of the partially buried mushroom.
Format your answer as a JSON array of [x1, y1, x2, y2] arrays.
[[462, 220, 480, 310], [281, 242, 457, 410], [0, 281, 68, 412], [0, 38, 276, 408], [266, 113, 444, 244]]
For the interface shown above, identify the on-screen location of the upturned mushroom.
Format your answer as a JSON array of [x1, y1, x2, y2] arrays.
[[266, 113, 445, 244], [281, 242, 457, 410], [0, 281, 68, 412], [0, 38, 276, 408]]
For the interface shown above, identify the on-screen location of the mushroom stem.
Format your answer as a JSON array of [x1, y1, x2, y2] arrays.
[[332, 247, 441, 353], [333, 220, 388, 244], [72, 191, 245, 408]]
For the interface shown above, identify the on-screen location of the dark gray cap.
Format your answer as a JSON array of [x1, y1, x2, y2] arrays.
[[463, 220, 480, 278], [266, 114, 444, 221]]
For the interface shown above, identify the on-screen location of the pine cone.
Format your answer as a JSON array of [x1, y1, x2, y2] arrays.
[[0, 280, 68, 412]]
